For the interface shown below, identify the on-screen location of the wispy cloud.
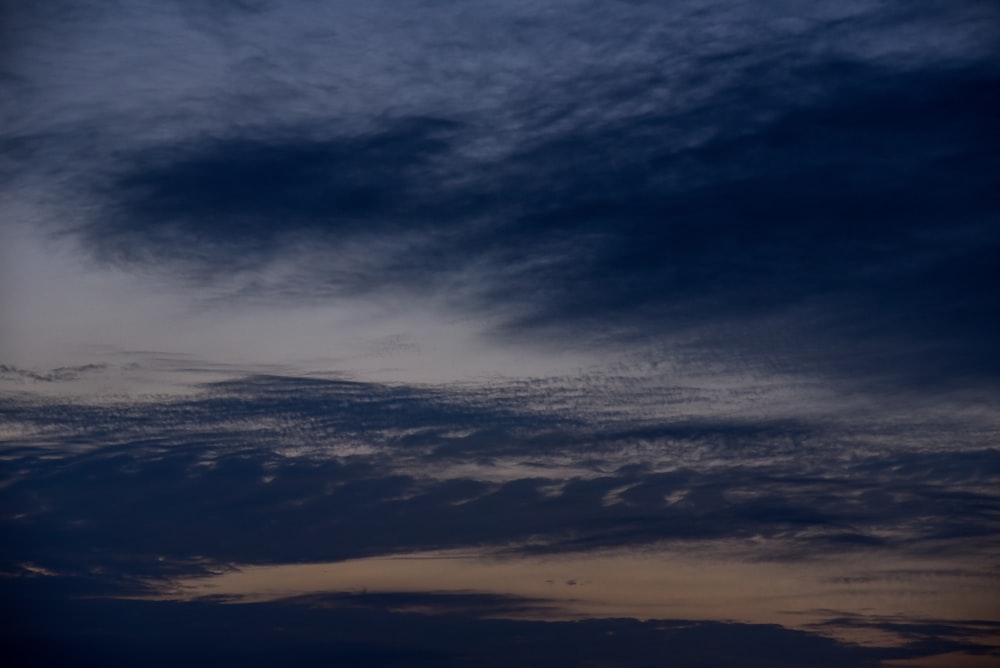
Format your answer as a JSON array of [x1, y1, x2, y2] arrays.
[[2, 1, 997, 665], [3, 0, 997, 391]]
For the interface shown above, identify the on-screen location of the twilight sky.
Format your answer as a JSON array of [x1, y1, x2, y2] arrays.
[[1, 1, 999, 667]]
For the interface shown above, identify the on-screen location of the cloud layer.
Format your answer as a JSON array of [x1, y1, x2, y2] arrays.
[[3, 0, 998, 389], [2, 1, 998, 666]]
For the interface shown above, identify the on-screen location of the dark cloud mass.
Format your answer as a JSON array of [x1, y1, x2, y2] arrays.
[[74, 35, 1000, 385], [1, 374, 996, 565], [2, 374, 999, 665], [97, 117, 462, 264], [2, 1, 999, 666]]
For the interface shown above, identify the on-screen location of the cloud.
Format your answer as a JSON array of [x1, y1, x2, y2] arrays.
[[88, 117, 462, 277], [4, 0, 995, 394], [1, 581, 893, 668], [3, 373, 996, 571], [2, 2, 998, 665], [1, 364, 996, 664], [0, 364, 108, 383]]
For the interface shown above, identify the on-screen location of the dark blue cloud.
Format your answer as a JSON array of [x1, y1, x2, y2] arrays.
[[88, 117, 463, 274], [70, 52, 1000, 388], [2, 581, 893, 668], [2, 371, 997, 664], [479, 60, 1000, 378], [3, 375, 997, 569]]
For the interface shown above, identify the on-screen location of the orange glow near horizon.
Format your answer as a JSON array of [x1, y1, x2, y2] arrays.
[[142, 541, 1000, 658]]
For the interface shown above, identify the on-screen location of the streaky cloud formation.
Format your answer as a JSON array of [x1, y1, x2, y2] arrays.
[[3, 1, 997, 391], [1, 0, 998, 666], [2, 372, 998, 665]]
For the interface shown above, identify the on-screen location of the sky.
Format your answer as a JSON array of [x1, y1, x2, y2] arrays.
[[1, 1, 999, 666]]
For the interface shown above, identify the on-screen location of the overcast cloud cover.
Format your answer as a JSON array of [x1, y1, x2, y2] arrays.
[[1, 1, 999, 666]]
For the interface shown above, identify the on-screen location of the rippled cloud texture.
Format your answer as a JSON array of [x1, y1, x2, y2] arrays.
[[2, 1, 999, 666]]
